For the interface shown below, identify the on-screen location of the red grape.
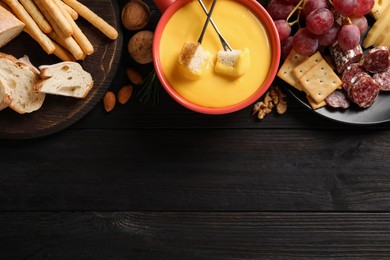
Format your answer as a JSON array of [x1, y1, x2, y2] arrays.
[[306, 8, 334, 35], [293, 28, 319, 55], [283, 0, 300, 4], [353, 0, 374, 16], [274, 19, 291, 42], [281, 36, 294, 60], [333, 0, 357, 16], [267, 0, 294, 20], [303, 0, 328, 17], [318, 25, 338, 46], [350, 15, 368, 35], [337, 24, 360, 50]]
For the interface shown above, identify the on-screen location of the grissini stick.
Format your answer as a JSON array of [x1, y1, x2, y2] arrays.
[[34, 0, 84, 60], [48, 30, 83, 60], [33, 0, 66, 38], [41, 0, 73, 36], [52, 41, 76, 61], [62, 0, 118, 40], [19, 0, 52, 34], [2, 0, 55, 54], [54, 0, 93, 55], [59, 1, 78, 20], [23, 27, 73, 61]]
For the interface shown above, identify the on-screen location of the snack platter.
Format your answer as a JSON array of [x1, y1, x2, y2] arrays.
[[273, 0, 390, 125], [0, 0, 122, 139]]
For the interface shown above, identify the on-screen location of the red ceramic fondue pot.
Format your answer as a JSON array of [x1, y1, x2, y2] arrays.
[[152, 0, 280, 114]]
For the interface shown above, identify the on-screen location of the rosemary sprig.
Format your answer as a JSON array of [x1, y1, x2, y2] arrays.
[[137, 69, 160, 105]]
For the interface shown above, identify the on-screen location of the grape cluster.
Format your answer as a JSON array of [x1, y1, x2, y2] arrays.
[[267, 0, 374, 58]]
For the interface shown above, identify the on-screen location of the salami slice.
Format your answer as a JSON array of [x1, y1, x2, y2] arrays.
[[330, 43, 364, 74], [348, 73, 380, 108], [363, 46, 389, 73], [326, 89, 350, 109], [373, 67, 390, 91], [341, 63, 364, 91]]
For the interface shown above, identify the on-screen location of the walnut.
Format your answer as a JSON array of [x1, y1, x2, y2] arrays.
[[271, 85, 287, 115], [128, 30, 154, 64], [252, 85, 287, 120], [121, 0, 151, 31]]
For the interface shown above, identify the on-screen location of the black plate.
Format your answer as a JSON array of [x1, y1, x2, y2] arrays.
[[287, 86, 390, 125]]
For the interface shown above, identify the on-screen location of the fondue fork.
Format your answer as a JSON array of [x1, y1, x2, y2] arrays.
[[197, 0, 217, 44], [197, 0, 232, 51]]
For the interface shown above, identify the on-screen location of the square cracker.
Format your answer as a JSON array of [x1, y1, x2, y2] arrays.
[[299, 59, 342, 104], [306, 95, 327, 110], [277, 49, 308, 91], [293, 51, 323, 80]]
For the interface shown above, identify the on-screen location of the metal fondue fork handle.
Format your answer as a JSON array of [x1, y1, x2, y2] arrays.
[[197, 0, 217, 43], [197, 0, 232, 51]]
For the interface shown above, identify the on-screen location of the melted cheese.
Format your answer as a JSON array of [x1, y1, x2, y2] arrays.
[[159, 0, 271, 108]]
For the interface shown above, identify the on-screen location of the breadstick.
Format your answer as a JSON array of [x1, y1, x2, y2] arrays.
[[2, 0, 55, 54], [19, 0, 52, 34], [60, 1, 78, 20], [33, 0, 67, 38], [52, 41, 76, 61], [54, 0, 93, 55], [48, 30, 84, 60], [62, 0, 118, 40], [34, 0, 84, 60], [41, 0, 73, 36]]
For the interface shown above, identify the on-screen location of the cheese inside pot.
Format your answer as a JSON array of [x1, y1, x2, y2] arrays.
[[159, 0, 271, 108]]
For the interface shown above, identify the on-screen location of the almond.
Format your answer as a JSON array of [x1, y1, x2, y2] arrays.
[[103, 91, 116, 112], [117, 85, 133, 104], [126, 67, 143, 85]]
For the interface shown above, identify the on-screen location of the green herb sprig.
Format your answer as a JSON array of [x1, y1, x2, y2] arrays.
[[138, 69, 160, 105]]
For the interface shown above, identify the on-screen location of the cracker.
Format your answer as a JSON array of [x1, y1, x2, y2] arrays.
[[306, 95, 327, 110], [293, 51, 323, 80], [277, 49, 308, 91], [299, 59, 342, 104]]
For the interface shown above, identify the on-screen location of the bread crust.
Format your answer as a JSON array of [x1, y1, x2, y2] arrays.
[[0, 75, 11, 111], [35, 61, 94, 98], [0, 51, 45, 114]]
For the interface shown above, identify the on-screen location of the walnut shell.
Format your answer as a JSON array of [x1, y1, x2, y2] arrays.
[[121, 0, 150, 31], [128, 30, 154, 64]]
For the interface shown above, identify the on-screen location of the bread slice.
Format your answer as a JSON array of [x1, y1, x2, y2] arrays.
[[177, 41, 211, 80], [0, 5, 25, 48], [0, 53, 45, 114], [215, 48, 251, 77], [35, 62, 93, 98], [0, 75, 11, 111], [18, 55, 40, 75]]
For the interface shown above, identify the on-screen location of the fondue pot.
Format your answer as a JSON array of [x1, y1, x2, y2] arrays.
[[152, 0, 281, 114]]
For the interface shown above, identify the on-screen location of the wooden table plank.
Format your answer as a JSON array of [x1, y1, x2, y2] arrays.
[[1, 128, 390, 211], [1, 212, 390, 259]]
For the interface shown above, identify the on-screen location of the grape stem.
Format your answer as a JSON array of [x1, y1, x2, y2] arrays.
[[287, 0, 305, 27]]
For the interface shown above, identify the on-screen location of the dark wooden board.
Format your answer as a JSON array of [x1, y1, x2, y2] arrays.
[[0, 0, 123, 139], [2, 212, 390, 259]]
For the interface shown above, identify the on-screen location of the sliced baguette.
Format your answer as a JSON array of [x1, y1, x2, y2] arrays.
[[0, 52, 45, 114], [35, 62, 93, 98], [0, 5, 25, 48], [0, 75, 11, 111]]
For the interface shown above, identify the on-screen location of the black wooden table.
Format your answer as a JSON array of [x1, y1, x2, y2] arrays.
[[2, 0, 390, 258]]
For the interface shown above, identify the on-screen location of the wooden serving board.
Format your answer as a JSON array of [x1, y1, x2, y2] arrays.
[[0, 0, 123, 139]]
